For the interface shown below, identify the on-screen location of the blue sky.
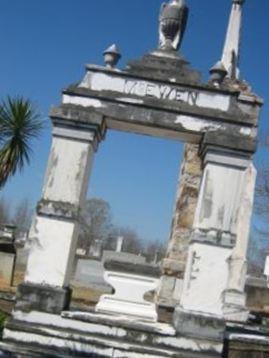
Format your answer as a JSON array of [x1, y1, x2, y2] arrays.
[[0, 0, 268, 245]]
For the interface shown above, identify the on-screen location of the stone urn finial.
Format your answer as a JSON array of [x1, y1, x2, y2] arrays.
[[103, 44, 121, 69], [159, 0, 189, 52], [233, 0, 245, 4]]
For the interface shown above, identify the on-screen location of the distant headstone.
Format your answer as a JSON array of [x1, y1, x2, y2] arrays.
[[102, 250, 146, 265], [116, 236, 124, 253], [0, 225, 16, 287]]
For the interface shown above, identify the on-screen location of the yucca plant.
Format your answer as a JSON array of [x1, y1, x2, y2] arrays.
[[0, 97, 43, 188]]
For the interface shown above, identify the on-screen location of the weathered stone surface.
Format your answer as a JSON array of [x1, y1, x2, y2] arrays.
[[225, 324, 269, 358], [175, 144, 257, 327], [37, 199, 80, 220], [50, 106, 106, 150], [157, 144, 202, 308], [127, 52, 201, 85], [58, 61, 261, 147], [173, 308, 225, 341], [180, 243, 232, 316], [201, 131, 257, 156], [157, 275, 183, 308], [25, 216, 78, 287], [15, 283, 71, 314], [0, 252, 16, 287], [222, 164, 257, 322], [245, 277, 269, 314], [166, 144, 202, 266], [2, 310, 223, 357], [193, 150, 252, 239]]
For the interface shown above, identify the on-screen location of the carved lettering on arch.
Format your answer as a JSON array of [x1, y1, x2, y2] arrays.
[[123, 79, 198, 106]]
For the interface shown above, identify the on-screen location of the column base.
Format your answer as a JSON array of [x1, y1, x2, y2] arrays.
[[222, 289, 249, 323], [173, 306, 225, 341], [15, 282, 72, 314], [157, 275, 183, 308], [157, 258, 185, 308]]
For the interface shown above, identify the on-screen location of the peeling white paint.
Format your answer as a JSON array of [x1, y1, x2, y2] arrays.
[[13, 311, 126, 337], [113, 350, 172, 358], [197, 92, 229, 111], [175, 115, 223, 132], [226, 164, 256, 296], [155, 336, 223, 353], [25, 217, 76, 286], [4, 329, 176, 358], [181, 243, 231, 316], [43, 136, 94, 205], [4, 330, 114, 356], [63, 94, 104, 109], [7, 311, 221, 356], [80, 72, 230, 111], [62, 311, 175, 336], [240, 127, 252, 136], [117, 97, 145, 104], [229, 333, 269, 343], [194, 161, 246, 233]]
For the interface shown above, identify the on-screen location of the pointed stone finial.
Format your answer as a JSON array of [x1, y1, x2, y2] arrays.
[[158, 0, 189, 52], [221, 0, 246, 78], [103, 44, 121, 69]]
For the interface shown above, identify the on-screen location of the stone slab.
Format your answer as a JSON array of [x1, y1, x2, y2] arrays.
[[2, 310, 223, 357]]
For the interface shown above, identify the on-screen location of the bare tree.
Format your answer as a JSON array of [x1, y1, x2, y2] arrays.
[[143, 239, 166, 263], [78, 198, 112, 254], [255, 169, 269, 219], [12, 198, 32, 235], [0, 197, 10, 223], [104, 226, 143, 254], [120, 227, 141, 254], [248, 134, 269, 274]]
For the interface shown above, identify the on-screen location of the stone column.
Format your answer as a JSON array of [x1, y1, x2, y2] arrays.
[[173, 133, 256, 336], [223, 163, 257, 321], [16, 110, 105, 314], [157, 144, 202, 308]]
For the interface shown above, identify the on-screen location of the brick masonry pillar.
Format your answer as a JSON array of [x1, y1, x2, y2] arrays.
[[157, 143, 202, 308]]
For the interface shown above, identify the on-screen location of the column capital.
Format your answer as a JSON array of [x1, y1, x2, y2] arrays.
[[200, 132, 256, 165], [50, 105, 106, 150]]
